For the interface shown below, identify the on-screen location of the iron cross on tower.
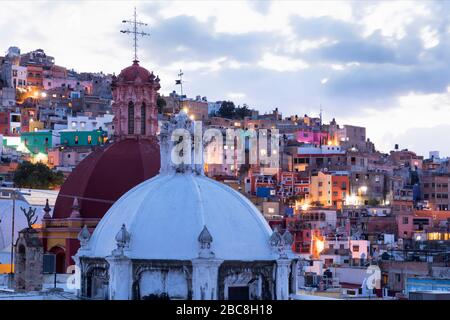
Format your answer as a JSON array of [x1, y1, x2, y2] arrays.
[[120, 7, 150, 63]]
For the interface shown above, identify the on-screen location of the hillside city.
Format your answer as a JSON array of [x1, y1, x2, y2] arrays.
[[0, 45, 449, 301]]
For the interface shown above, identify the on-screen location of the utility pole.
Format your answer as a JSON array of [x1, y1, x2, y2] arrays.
[[120, 7, 150, 63], [175, 69, 184, 113]]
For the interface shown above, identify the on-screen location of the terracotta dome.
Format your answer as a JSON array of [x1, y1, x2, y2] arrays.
[[52, 138, 160, 220], [116, 61, 157, 83]]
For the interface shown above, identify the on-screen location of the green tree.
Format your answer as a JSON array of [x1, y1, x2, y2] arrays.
[[217, 101, 236, 119], [13, 161, 65, 189], [235, 104, 252, 119]]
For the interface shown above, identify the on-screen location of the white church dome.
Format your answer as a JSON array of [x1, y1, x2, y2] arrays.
[[86, 173, 275, 260]]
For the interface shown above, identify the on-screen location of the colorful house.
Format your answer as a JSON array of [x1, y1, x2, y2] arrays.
[[59, 129, 107, 147], [20, 130, 56, 154]]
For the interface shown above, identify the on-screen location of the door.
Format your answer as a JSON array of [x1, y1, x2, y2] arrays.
[[228, 286, 250, 300]]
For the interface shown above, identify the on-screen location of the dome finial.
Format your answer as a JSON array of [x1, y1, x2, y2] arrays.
[[112, 224, 131, 256], [270, 228, 294, 258], [78, 225, 91, 248], [198, 225, 214, 258], [70, 197, 81, 218], [43, 198, 51, 219]]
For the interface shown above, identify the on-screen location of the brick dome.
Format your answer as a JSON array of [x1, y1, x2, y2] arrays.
[[52, 138, 160, 219]]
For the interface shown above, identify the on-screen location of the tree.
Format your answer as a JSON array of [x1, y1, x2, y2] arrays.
[[217, 100, 236, 119], [157, 96, 167, 114], [13, 161, 65, 189], [235, 104, 252, 119]]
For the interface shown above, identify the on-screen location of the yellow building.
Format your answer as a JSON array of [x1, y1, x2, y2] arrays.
[[309, 171, 349, 209]]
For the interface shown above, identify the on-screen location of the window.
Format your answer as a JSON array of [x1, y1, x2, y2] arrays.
[[352, 245, 360, 252], [128, 101, 135, 134], [403, 217, 409, 224], [87, 135, 92, 144], [396, 274, 401, 282], [141, 103, 146, 135], [74, 136, 79, 144]]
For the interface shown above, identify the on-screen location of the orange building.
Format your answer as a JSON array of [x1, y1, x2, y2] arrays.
[[26, 65, 44, 88], [309, 171, 349, 209]]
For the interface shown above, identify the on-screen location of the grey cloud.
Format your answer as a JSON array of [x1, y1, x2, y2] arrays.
[[136, 14, 276, 64]]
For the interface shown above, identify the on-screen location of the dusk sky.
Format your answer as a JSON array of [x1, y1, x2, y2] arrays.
[[0, 1, 447, 157]]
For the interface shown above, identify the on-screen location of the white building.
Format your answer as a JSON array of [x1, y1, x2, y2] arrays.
[[324, 238, 370, 265], [74, 112, 298, 300], [67, 114, 114, 135]]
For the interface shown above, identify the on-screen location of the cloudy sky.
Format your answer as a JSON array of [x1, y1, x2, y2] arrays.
[[0, 0, 448, 157]]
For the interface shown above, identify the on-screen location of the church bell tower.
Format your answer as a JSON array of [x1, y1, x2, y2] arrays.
[[111, 62, 160, 139], [111, 7, 160, 139]]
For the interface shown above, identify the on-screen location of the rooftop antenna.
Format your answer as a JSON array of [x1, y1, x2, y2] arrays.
[[120, 7, 150, 63], [175, 69, 185, 112]]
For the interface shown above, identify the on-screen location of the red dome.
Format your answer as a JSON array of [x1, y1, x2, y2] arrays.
[[117, 61, 156, 83], [52, 138, 160, 219]]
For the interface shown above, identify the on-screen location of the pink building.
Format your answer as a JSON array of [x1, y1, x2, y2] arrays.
[[296, 129, 328, 145]]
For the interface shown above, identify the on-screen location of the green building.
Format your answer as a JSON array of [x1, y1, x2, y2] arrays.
[[59, 129, 107, 147], [20, 131, 55, 155], [19, 129, 107, 155]]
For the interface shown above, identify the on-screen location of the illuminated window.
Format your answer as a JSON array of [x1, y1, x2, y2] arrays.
[[87, 135, 92, 144], [128, 101, 134, 134], [140, 103, 146, 135], [74, 136, 79, 144]]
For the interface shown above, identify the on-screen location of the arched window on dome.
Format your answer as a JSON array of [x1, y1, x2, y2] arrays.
[[128, 101, 135, 134], [141, 102, 146, 135]]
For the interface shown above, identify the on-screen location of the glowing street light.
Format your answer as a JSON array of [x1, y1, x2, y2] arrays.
[[359, 186, 368, 194]]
